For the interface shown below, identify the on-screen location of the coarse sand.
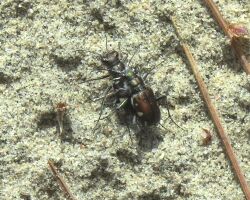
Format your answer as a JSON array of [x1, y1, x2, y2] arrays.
[[0, 0, 249, 199]]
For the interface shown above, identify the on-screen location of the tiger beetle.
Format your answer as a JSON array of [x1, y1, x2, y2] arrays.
[[101, 54, 160, 123], [81, 36, 183, 133]]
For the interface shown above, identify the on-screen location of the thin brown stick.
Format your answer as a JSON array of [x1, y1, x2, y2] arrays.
[[203, 0, 250, 74], [171, 18, 250, 200], [48, 160, 77, 200]]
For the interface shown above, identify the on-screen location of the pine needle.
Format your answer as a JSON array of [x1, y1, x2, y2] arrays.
[[48, 160, 77, 200], [203, 0, 250, 74], [171, 17, 250, 199]]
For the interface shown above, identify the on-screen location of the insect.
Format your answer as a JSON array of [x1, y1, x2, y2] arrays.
[[80, 37, 182, 133], [97, 48, 161, 127]]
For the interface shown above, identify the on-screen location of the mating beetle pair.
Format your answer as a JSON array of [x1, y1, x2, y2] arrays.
[[85, 40, 181, 132], [99, 50, 161, 126]]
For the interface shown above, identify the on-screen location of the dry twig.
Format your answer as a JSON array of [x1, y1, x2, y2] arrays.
[[203, 0, 250, 74], [48, 160, 77, 200], [171, 18, 250, 200]]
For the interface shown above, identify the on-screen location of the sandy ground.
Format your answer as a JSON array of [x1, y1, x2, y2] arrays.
[[0, 0, 249, 199]]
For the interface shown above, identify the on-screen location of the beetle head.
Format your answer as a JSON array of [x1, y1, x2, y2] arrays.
[[101, 50, 120, 67]]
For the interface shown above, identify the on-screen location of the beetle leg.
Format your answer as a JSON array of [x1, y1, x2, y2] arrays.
[[92, 85, 113, 134], [116, 98, 128, 109], [99, 98, 128, 120], [164, 95, 185, 131], [156, 95, 166, 101], [85, 74, 110, 82], [132, 115, 137, 124], [92, 91, 116, 102], [116, 87, 131, 97]]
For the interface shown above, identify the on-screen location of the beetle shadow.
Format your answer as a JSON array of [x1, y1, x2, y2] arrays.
[[135, 126, 163, 152], [57, 114, 74, 143], [221, 43, 242, 72], [36, 110, 74, 143], [221, 38, 250, 73]]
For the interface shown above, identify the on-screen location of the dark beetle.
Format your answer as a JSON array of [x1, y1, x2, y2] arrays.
[[99, 50, 161, 126], [80, 40, 183, 132]]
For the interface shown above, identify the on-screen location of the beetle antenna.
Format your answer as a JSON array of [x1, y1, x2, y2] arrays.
[[118, 41, 127, 62], [128, 44, 141, 66], [74, 49, 102, 60], [118, 41, 121, 52], [105, 34, 108, 51], [159, 123, 167, 130], [92, 85, 112, 134], [143, 59, 166, 80]]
